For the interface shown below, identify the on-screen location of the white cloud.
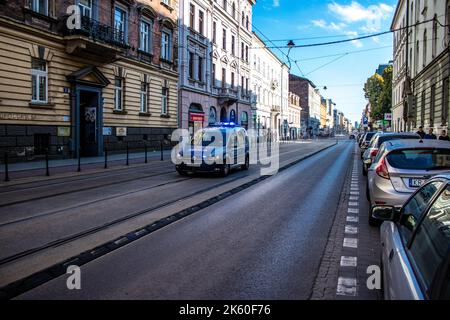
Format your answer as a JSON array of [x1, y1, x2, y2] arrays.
[[273, 0, 280, 7], [328, 1, 394, 30], [312, 19, 346, 31], [346, 31, 363, 48]]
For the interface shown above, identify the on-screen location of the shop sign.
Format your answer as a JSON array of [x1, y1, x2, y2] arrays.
[[57, 127, 71, 137], [116, 127, 127, 136]]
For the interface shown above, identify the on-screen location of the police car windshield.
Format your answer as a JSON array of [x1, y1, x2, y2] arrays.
[[192, 129, 227, 147]]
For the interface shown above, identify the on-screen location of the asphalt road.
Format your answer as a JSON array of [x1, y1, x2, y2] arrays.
[[18, 141, 354, 299]]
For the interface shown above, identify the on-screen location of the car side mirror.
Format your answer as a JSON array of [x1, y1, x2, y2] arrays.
[[372, 206, 396, 221]]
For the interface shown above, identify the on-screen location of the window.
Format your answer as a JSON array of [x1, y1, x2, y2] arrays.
[[114, 6, 127, 42], [31, 0, 48, 15], [223, 0, 227, 11], [443, 78, 449, 125], [189, 4, 195, 29], [231, 35, 235, 55], [245, 45, 249, 62], [114, 77, 123, 111], [241, 42, 244, 59], [222, 29, 227, 50], [34, 134, 50, 155], [198, 56, 203, 82], [421, 90, 426, 125], [212, 21, 217, 44], [198, 10, 204, 35], [209, 107, 217, 125], [408, 185, 450, 294], [399, 181, 443, 246], [232, 3, 236, 19], [212, 63, 216, 87], [221, 68, 226, 88], [230, 109, 236, 123], [161, 85, 168, 115], [432, 15, 437, 58], [161, 30, 172, 60], [246, 16, 249, 30], [78, 0, 92, 18], [430, 84, 435, 127], [188, 52, 194, 79], [140, 82, 148, 113], [140, 19, 152, 53], [231, 72, 235, 88], [31, 58, 47, 103], [423, 29, 427, 67], [241, 11, 245, 25]]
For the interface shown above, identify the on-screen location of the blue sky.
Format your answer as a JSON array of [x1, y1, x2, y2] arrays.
[[253, 0, 398, 125]]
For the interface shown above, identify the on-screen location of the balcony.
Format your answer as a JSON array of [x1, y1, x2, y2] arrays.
[[218, 87, 238, 106], [60, 15, 128, 63]]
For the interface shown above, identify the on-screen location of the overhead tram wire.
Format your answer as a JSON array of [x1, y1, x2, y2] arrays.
[[251, 16, 447, 50]]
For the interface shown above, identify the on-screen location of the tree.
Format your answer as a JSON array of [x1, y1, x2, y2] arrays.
[[363, 66, 393, 121]]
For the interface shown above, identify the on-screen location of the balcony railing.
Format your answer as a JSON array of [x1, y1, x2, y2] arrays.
[[218, 87, 238, 97], [62, 15, 127, 48]]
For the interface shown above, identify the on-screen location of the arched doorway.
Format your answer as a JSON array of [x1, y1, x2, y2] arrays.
[[241, 111, 248, 129], [230, 109, 236, 123], [189, 103, 204, 135], [209, 107, 217, 125], [220, 107, 227, 122]]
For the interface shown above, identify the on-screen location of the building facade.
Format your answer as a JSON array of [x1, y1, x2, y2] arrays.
[[288, 91, 301, 139], [0, 0, 179, 161], [250, 32, 289, 140], [289, 74, 322, 137], [391, 0, 450, 133], [178, 0, 255, 135]]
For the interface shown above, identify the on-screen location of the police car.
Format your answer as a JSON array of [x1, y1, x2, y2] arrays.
[[175, 123, 250, 176]]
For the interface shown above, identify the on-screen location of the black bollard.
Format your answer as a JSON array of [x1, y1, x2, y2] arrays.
[[77, 151, 81, 172], [4, 152, 9, 182], [104, 146, 108, 169], [160, 141, 163, 161], [45, 149, 50, 176], [126, 143, 129, 166], [144, 143, 148, 164]]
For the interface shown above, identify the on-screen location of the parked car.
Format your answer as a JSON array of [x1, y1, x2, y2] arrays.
[[360, 132, 377, 158], [362, 132, 421, 176], [175, 123, 250, 177], [373, 174, 450, 299], [367, 139, 450, 225]]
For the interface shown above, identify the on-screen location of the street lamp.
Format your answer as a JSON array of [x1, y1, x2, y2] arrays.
[[286, 40, 295, 69]]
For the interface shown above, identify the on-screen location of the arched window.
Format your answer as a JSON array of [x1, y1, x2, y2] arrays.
[[423, 29, 427, 67], [230, 109, 236, 123], [220, 107, 227, 122], [209, 106, 217, 124], [241, 111, 248, 129]]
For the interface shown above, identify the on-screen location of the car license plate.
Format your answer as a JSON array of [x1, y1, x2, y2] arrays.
[[409, 178, 425, 188]]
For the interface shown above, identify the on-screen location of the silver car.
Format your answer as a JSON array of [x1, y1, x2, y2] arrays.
[[372, 175, 450, 299], [367, 139, 450, 225], [362, 132, 421, 176]]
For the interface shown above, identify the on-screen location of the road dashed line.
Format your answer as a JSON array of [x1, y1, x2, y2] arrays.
[[336, 144, 360, 297]]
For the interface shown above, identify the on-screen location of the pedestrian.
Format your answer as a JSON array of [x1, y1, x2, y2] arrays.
[[416, 126, 426, 139], [424, 128, 437, 140], [438, 130, 450, 141]]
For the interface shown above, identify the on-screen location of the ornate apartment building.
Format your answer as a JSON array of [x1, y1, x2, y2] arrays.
[[288, 92, 301, 139], [0, 0, 179, 161], [391, 0, 450, 133], [178, 0, 255, 134], [250, 32, 290, 140]]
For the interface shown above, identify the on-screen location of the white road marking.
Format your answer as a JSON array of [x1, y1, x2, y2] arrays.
[[348, 202, 359, 207], [348, 208, 359, 214], [346, 216, 359, 223], [349, 196, 359, 201], [343, 238, 358, 248], [345, 225, 358, 235], [340, 256, 357, 267], [350, 191, 359, 196], [336, 277, 357, 296]]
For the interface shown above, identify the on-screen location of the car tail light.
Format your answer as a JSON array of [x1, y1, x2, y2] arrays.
[[375, 157, 390, 180], [370, 148, 379, 157]]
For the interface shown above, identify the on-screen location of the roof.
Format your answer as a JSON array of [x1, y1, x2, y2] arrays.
[[289, 74, 317, 88], [383, 139, 450, 150]]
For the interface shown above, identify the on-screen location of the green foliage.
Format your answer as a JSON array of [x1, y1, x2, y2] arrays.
[[363, 66, 393, 121]]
